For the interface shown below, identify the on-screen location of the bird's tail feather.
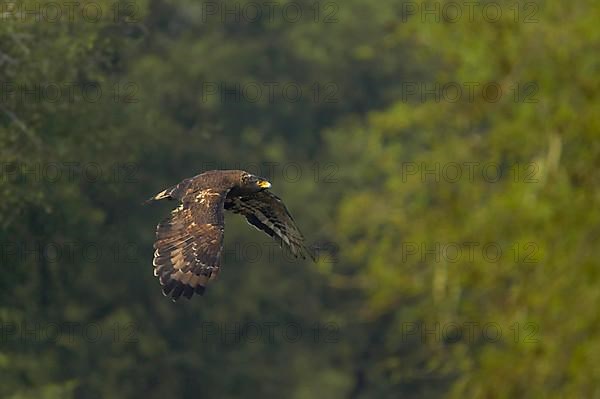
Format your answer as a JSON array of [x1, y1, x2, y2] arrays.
[[142, 178, 193, 205], [142, 189, 173, 205]]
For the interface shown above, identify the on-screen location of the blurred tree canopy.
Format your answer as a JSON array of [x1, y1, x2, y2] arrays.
[[1, 0, 599, 398]]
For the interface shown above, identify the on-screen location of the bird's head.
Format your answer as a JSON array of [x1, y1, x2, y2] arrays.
[[240, 172, 272, 193]]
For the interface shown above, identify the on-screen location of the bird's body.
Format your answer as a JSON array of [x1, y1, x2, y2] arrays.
[[146, 170, 313, 301]]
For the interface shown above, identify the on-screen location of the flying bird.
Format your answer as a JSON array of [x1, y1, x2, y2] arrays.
[[145, 170, 314, 301]]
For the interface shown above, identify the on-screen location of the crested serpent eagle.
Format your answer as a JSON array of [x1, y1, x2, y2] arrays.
[[145, 170, 315, 301]]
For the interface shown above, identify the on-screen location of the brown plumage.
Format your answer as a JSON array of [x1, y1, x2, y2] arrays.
[[146, 170, 314, 301]]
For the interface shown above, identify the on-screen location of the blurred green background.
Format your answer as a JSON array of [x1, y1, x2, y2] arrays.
[[1, 0, 599, 397]]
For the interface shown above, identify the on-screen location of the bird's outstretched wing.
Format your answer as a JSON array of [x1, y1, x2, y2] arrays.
[[225, 190, 315, 260], [153, 188, 228, 301]]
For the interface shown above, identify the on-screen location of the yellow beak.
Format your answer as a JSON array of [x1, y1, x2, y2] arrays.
[[257, 180, 272, 189]]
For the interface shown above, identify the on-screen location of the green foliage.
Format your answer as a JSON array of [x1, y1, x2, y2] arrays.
[[1, 0, 598, 397]]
